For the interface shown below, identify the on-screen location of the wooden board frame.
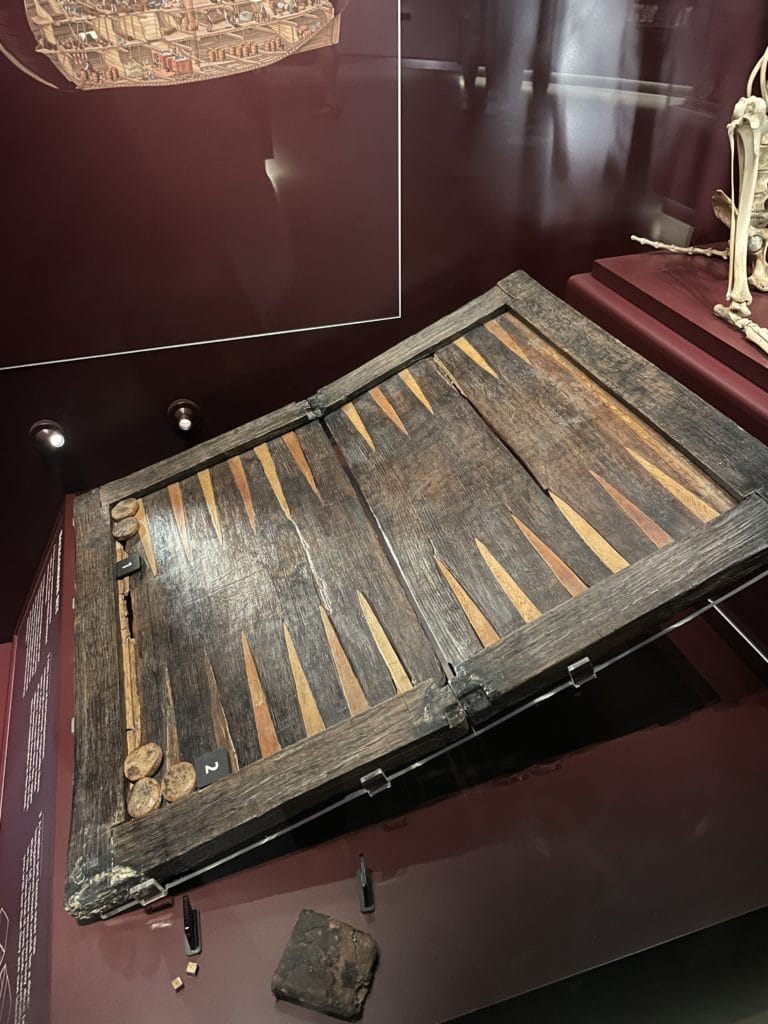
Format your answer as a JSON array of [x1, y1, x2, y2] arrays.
[[66, 272, 768, 921]]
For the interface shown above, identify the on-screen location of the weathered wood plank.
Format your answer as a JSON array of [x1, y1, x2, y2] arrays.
[[268, 422, 443, 703], [487, 312, 733, 517], [328, 359, 611, 671], [312, 288, 507, 413], [435, 323, 721, 563], [64, 491, 137, 921], [497, 271, 768, 499], [100, 400, 313, 506], [123, 421, 443, 776], [124, 485, 220, 765], [110, 680, 467, 891], [451, 494, 768, 722]]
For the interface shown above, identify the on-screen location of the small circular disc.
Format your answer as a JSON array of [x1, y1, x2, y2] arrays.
[[113, 517, 139, 542], [111, 498, 140, 522], [127, 777, 162, 818], [123, 742, 163, 782], [161, 762, 196, 803]]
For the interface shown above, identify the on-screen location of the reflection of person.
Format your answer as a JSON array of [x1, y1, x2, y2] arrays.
[[314, 0, 350, 114], [101, 69, 295, 338]]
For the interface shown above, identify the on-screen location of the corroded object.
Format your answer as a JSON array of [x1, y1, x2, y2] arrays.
[[123, 741, 163, 781], [161, 762, 196, 803], [127, 777, 162, 818]]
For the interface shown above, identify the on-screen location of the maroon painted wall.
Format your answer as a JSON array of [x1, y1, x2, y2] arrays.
[[0, 641, 13, 805], [3, 0, 768, 640], [48, 695, 768, 1023]]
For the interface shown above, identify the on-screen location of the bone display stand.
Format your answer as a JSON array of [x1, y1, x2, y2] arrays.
[[633, 44, 768, 357]]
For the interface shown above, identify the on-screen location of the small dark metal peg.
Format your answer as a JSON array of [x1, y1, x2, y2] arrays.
[[183, 894, 202, 955], [356, 855, 374, 914]]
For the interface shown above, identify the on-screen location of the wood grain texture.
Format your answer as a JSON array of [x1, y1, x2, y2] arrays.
[[241, 633, 282, 757], [65, 490, 137, 921], [111, 681, 467, 888], [452, 494, 768, 722], [497, 271, 768, 499], [312, 288, 507, 413], [480, 309, 734, 518], [328, 359, 611, 670], [435, 321, 711, 565], [68, 270, 768, 923], [121, 420, 442, 782], [100, 401, 313, 506]]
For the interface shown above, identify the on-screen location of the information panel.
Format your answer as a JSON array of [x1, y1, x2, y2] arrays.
[[0, 523, 64, 1024]]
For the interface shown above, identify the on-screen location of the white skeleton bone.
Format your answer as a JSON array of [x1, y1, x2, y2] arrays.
[[634, 45, 768, 358]]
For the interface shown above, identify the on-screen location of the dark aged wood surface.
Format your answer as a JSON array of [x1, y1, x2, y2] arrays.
[[119, 421, 443, 772], [67, 271, 768, 921], [452, 494, 768, 722], [100, 400, 313, 506], [112, 681, 466, 883], [312, 287, 508, 413], [327, 358, 613, 671], [499, 271, 768, 499], [65, 491, 134, 920]]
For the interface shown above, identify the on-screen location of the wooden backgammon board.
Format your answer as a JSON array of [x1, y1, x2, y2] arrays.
[[65, 272, 768, 921]]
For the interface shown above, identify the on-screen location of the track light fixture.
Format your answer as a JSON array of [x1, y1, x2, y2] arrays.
[[30, 420, 66, 450], [168, 399, 200, 434]]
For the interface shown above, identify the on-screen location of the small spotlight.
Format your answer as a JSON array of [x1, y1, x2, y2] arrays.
[[30, 420, 66, 450], [168, 399, 200, 435]]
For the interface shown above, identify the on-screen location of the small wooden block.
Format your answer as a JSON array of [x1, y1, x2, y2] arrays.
[[171, 977, 184, 992], [193, 748, 230, 789], [114, 553, 142, 580], [111, 497, 140, 522], [127, 777, 162, 819], [272, 909, 378, 1021], [112, 516, 139, 542], [161, 761, 197, 803], [123, 741, 163, 781], [185, 961, 199, 976]]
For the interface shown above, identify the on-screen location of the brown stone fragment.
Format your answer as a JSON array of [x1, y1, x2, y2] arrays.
[[123, 741, 163, 781], [161, 761, 196, 803], [185, 961, 199, 976], [112, 516, 139, 542], [272, 909, 378, 1021], [111, 498, 140, 522], [171, 977, 184, 992], [127, 777, 162, 818]]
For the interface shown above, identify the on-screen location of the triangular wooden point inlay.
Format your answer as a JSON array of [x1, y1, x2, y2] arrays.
[[549, 491, 630, 572], [454, 337, 499, 378], [511, 515, 588, 597], [474, 540, 541, 623], [436, 557, 502, 644]]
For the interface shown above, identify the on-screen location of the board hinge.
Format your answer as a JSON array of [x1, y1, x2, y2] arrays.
[[567, 656, 596, 688]]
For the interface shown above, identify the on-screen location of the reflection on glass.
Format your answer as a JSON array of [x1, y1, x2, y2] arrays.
[[402, 0, 768, 294]]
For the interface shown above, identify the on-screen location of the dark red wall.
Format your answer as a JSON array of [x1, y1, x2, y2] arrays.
[[2, 0, 768, 640], [48, 693, 768, 1023], [0, 641, 13, 797]]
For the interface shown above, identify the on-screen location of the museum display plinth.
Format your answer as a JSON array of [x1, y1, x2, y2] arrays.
[[567, 252, 768, 444]]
